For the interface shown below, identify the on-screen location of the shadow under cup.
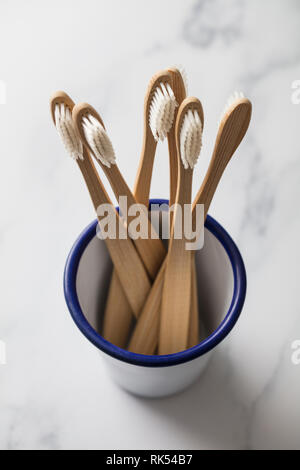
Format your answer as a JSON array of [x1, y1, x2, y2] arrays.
[[64, 199, 246, 398]]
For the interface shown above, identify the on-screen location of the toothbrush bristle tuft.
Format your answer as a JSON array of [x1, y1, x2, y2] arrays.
[[149, 82, 178, 141], [174, 64, 188, 95], [180, 109, 202, 170], [221, 91, 245, 122], [83, 114, 116, 168], [54, 104, 83, 160]]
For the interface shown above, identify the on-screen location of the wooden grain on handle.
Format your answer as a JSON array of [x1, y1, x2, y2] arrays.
[[192, 98, 252, 221], [128, 259, 165, 354], [188, 258, 199, 348], [133, 130, 158, 208], [167, 69, 199, 350], [103, 270, 133, 347], [158, 170, 193, 354], [133, 71, 171, 206], [128, 249, 199, 354], [167, 67, 187, 214], [159, 98, 203, 355]]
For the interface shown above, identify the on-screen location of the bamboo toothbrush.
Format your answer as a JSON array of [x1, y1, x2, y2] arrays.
[[128, 92, 252, 354], [72, 102, 168, 346], [134, 67, 187, 208], [169, 68, 200, 350], [159, 97, 204, 355], [192, 92, 252, 217], [168, 68, 199, 349], [50, 91, 151, 316], [166, 66, 189, 212]]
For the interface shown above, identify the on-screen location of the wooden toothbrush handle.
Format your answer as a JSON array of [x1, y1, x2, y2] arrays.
[[102, 137, 163, 347], [133, 132, 157, 207], [128, 258, 166, 354], [102, 133, 161, 347], [188, 257, 199, 348], [128, 252, 199, 354], [102, 270, 133, 348], [128, 250, 198, 355], [158, 167, 194, 355], [102, 204, 166, 348], [78, 155, 152, 317], [102, 164, 166, 278]]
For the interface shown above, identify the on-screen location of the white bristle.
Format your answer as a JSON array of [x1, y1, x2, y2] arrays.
[[83, 114, 116, 168], [174, 64, 188, 95], [180, 109, 202, 170], [149, 82, 178, 141], [54, 104, 83, 160], [220, 91, 245, 122]]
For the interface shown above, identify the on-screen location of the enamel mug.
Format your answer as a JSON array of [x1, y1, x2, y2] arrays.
[[64, 199, 246, 398]]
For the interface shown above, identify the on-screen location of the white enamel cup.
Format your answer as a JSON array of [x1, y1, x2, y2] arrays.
[[64, 199, 246, 398]]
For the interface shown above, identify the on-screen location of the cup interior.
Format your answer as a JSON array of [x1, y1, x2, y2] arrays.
[[64, 200, 246, 367]]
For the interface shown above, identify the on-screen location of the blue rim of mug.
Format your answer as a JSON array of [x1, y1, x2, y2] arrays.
[[64, 199, 247, 367]]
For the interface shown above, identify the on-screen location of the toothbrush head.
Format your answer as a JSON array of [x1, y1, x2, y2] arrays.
[[220, 91, 245, 124], [50, 91, 83, 160], [73, 103, 116, 168], [149, 82, 178, 142], [218, 91, 252, 156], [176, 97, 204, 170], [146, 70, 178, 142]]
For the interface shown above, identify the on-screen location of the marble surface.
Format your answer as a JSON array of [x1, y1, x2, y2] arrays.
[[0, 0, 300, 450]]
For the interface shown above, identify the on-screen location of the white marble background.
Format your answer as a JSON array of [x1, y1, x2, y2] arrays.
[[0, 0, 300, 450]]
